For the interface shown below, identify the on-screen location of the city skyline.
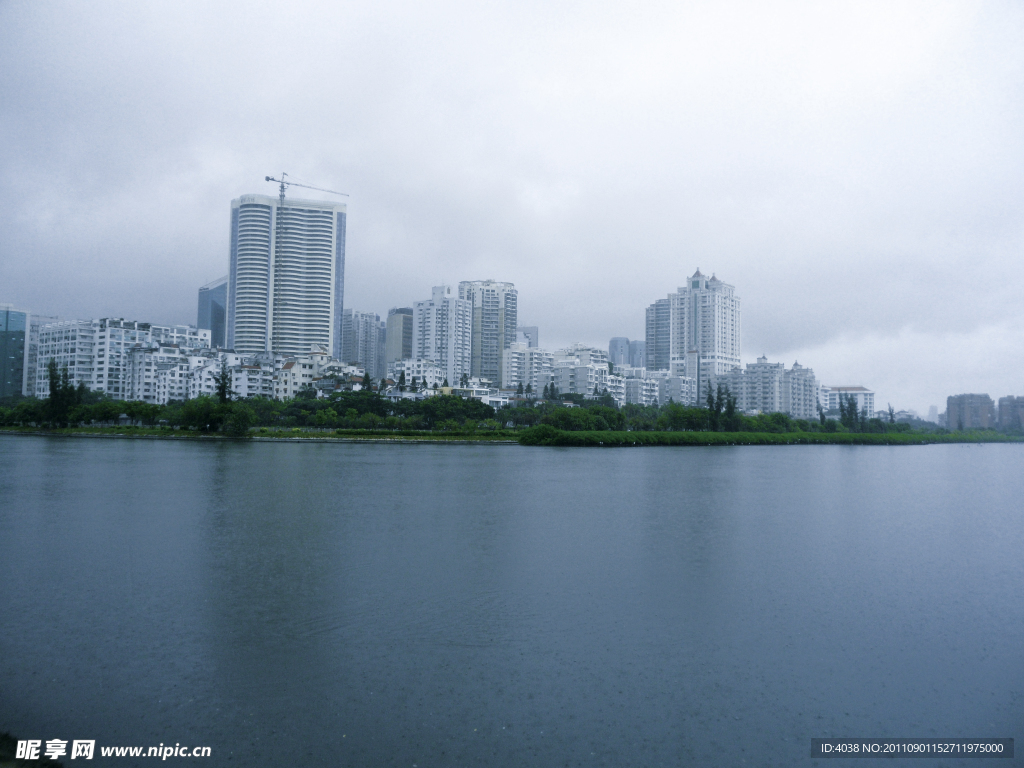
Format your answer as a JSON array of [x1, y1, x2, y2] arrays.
[[2, 2, 1023, 414]]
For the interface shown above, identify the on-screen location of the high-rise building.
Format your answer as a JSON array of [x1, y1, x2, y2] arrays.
[[946, 393, 996, 430], [458, 280, 517, 386], [669, 269, 741, 398], [517, 326, 539, 348], [341, 309, 385, 379], [227, 194, 347, 358], [413, 286, 472, 387], [609, 337, 631, 366], [197, 275, 228, 348], [628, 339, 645, 369], [644, 298, 670, 371], [647, 269, 741, 396], [385, 307, 414, 366], [0, 305, 30, 399]]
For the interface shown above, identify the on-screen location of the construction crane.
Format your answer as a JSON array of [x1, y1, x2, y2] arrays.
[[265, 173, 349, 205]]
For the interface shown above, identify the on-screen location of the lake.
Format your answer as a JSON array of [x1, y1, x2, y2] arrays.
[[1, 435, 1021, 765]]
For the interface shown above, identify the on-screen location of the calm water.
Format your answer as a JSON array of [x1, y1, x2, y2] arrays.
[[0, 435, 1021, 766]]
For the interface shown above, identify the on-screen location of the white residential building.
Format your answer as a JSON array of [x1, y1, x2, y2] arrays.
[[413, 285, 472, 387], [226, 193, 347, 358], [604, 375, 626, 407], [713, 357, 821, 419], [657, 376, 698, 406], [821, 386, 875, 416], [387, 358, 447, 389], [647, 269, 741, 397], [125, 345, 198, 404], [34, 318, 211, 400], [458, 280, 517, 386], [624, 377, 659, 406], [501, 343, 528, 392]]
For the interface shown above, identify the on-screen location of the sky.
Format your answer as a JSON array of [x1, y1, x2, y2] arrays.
[[1, 0, 1022, 413]]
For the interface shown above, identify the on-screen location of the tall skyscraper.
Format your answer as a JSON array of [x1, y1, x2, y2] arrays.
[[226, 194, 347, 358], [197, 275, 228, 348], [645, 298, 670, 371], [0, 304, 30, 399], [458, 280, 517, 386], [609, 337, 631, 366], [647, 269, 740, 396], [413, 286, 472, 386], [385, 307, 414, 366], [341, 309, 384, 378]]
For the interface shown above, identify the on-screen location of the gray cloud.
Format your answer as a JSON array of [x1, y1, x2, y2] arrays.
[[2, 0, 1022, 412]]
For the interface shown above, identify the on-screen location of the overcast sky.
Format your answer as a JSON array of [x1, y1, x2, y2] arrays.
[[1, 0, 1022, 413]]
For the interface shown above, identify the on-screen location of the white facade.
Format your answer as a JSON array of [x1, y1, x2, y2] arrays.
[[645, 269, 741, 398], [35, 318, 211, 400], [387, 358, 447, 389], [125, 345, 198, 404], [822, 386, 875, 416], [227, 194, 347, 358], [624, 377, 659, 406], [458, 280, 517, 386], [657, 376, 698, 406], [413, 285, 472, 387], [713, 357, 821, 419], [501, 343, 528, 392]]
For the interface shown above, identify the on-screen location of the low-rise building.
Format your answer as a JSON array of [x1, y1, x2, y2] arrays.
[[624, 377, 659, 406], [821, 385, 874, 417], [388, 358, 448, 389]]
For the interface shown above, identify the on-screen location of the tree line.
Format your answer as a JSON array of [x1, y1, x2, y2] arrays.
[[0, 363, 962, 437]]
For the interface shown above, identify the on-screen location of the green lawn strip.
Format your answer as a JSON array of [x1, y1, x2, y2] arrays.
[[0, 425, 518, 441], [517, 426, 1022, 446]]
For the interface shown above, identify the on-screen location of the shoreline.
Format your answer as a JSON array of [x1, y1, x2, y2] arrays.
[[2, 426, 1020, 447]]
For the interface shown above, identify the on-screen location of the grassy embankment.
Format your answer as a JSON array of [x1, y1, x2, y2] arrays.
[[3, 424, 1020, 446], [516, 425, 1023, 446], [0, 425, 518, 441]]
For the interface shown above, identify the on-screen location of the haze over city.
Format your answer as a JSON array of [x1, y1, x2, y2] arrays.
[[2, 0, 1022, 413]]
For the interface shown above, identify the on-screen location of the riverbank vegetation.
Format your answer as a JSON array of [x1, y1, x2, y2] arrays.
[[1, 373, 1018, 445]]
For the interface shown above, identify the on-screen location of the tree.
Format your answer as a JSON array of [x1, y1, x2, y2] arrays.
[[723, 387, 738, 431], [839, 393, 859, 432], [215, 366, 233, 404], [525, 383, 532, 395], [45, 358, 80, 427], [398, 370, 406, 392], [516, 382, 524, 395], [225, 402, 256, 436], [887, 403, 896, 424], [460, 372, 469, 388], [442, 378, 449, 387]]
